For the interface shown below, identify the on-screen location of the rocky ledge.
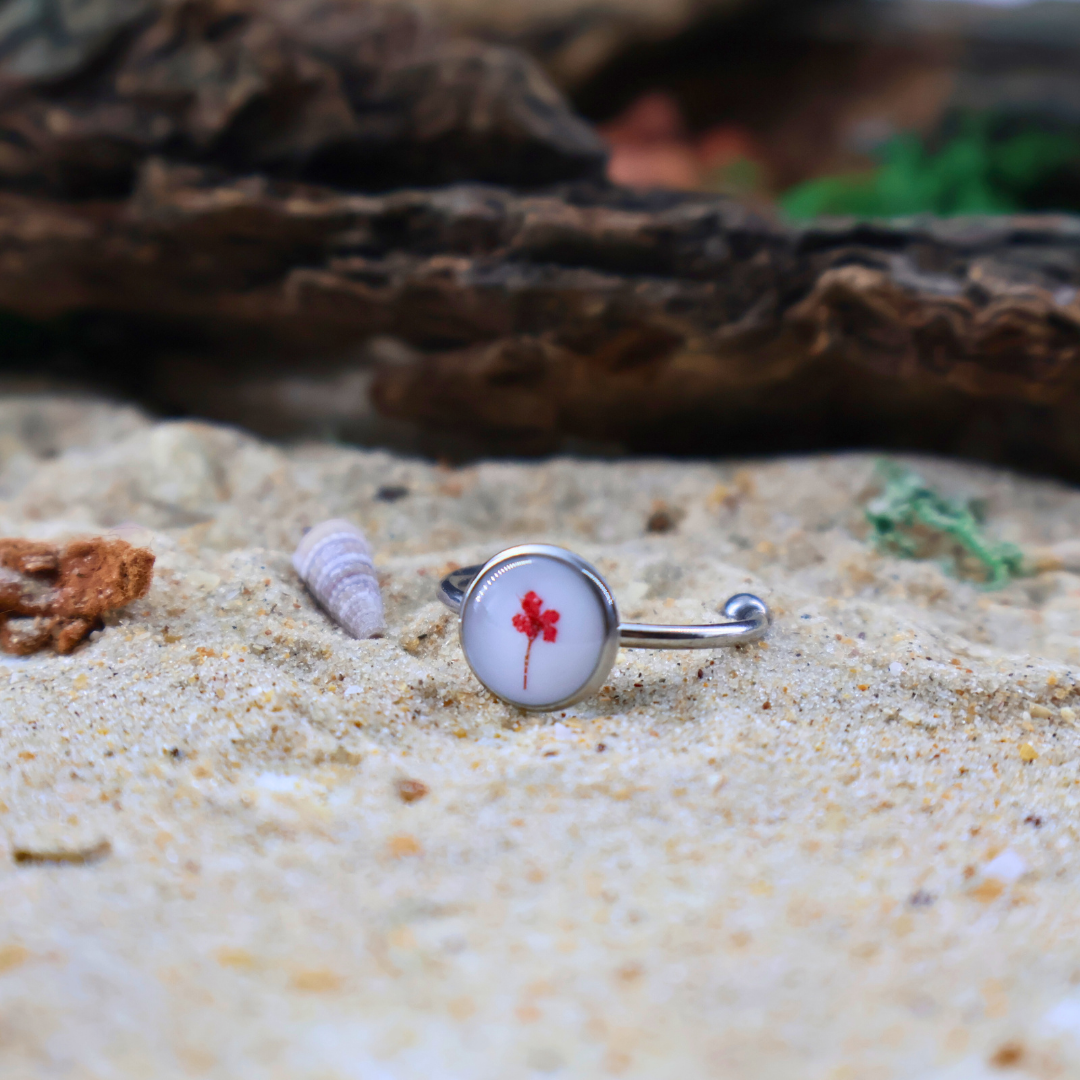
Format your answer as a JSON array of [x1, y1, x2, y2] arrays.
[[0, 395, 1079, 1076]]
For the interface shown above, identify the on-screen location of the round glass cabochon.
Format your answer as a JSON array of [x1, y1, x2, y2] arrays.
[[461, 552, 612, 708]]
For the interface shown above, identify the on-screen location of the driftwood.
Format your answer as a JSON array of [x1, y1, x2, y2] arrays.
[[0, 0, 605, 195], [3, 159, 1080, 472], [2, 2, 1080, 472]]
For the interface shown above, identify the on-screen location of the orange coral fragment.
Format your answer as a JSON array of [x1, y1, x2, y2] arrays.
[[0, 537, 154, 655]]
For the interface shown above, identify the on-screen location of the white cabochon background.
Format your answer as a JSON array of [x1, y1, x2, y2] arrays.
[[461, 555, 610, 708]]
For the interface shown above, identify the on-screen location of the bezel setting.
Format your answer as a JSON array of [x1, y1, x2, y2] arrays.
[[458, 544, 620, 711]]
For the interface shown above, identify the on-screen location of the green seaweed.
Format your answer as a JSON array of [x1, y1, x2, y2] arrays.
[[781, 115, 1080, 220], [864, 462, 1026, 588]]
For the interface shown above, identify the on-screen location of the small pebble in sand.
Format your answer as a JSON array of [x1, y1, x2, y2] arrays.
[[984, 849, 1028, 884], [646, 507, 678, 534], [396, 778, 429, 804]]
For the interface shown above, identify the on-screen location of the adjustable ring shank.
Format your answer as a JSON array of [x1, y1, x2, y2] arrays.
[[439, 565, 769, 649], [618, 593, 769, 648], [438, 565, 482, 614]]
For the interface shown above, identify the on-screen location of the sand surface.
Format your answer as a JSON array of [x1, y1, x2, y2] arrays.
[[0, 397, 1079, 1078]]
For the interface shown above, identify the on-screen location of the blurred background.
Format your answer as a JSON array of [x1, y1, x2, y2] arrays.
[[4, 0, 1080, 473], [497, 0, 1080, 217]]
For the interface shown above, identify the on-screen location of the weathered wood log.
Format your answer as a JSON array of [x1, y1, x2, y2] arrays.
[[3, 158, 1080, 473], [0, 0, 606, 196]]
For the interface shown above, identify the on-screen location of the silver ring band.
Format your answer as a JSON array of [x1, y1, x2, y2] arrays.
[[439, 565, 770, 648]]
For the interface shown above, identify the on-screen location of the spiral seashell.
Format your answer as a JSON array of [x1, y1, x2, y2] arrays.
[[292, 519, 384, 639]]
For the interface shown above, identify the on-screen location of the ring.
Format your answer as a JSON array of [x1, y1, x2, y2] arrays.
[[438, 544, 771, 711]]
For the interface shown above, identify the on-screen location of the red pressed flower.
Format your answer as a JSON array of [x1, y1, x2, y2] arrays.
[[512, 590, 560, 689]]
